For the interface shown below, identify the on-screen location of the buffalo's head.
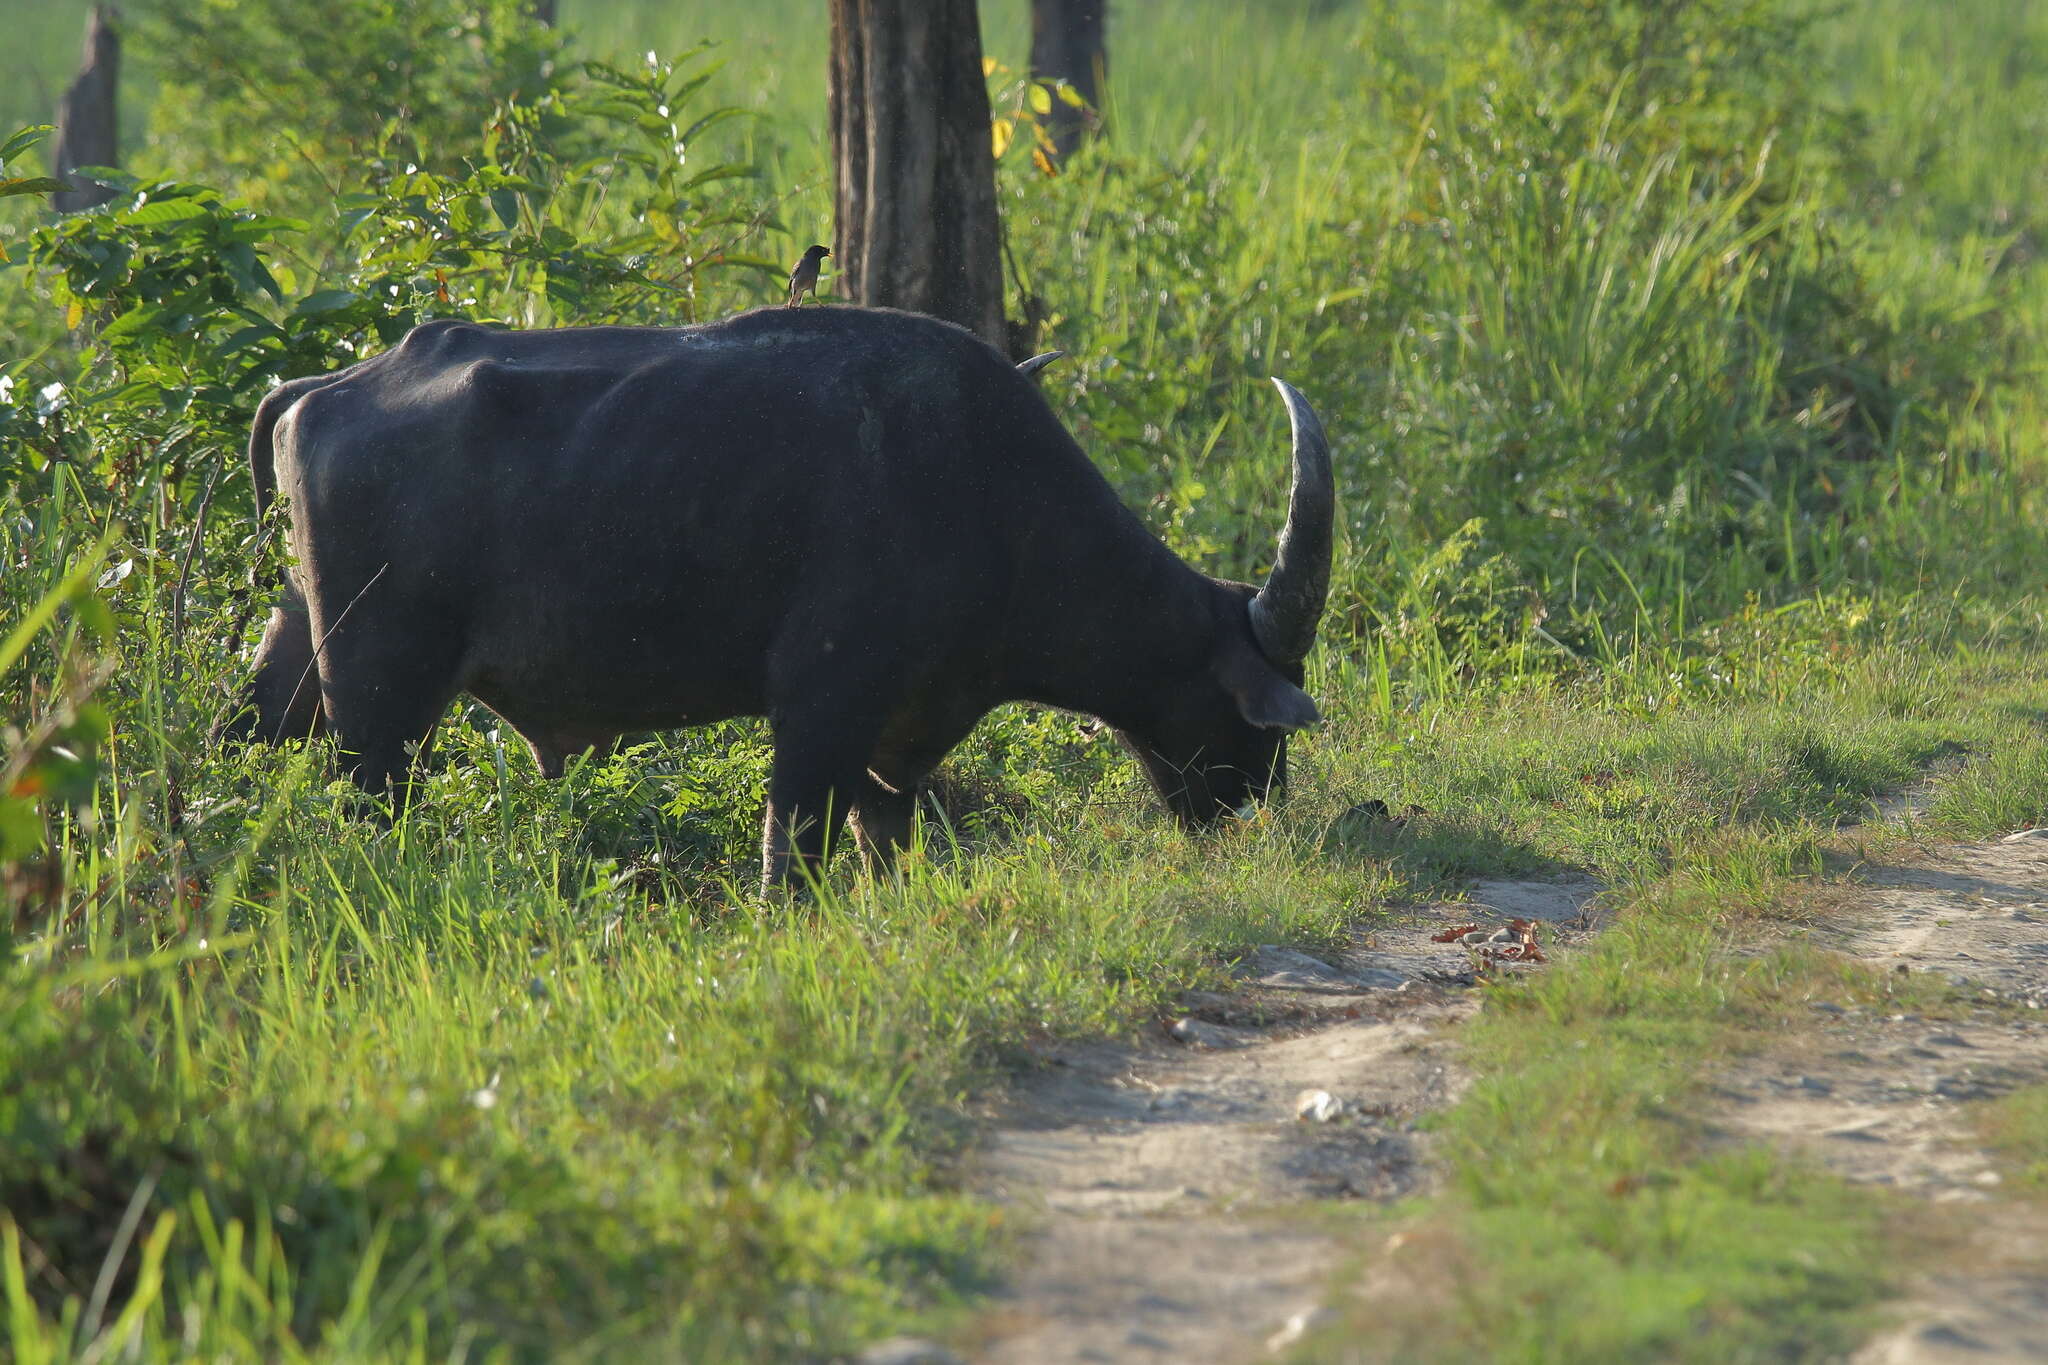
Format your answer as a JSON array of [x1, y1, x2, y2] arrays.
[[1123, 379, 1332, 825]]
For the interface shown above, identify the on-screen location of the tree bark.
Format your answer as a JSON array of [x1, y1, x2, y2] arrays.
[[1029, 0, 1106, 162], [52, 5, 120, 213], [829, 0, 1007, 351]]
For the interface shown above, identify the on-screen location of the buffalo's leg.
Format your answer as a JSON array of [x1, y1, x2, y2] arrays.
[[316, 633, 463, 813], [851, 775, 917, 871], [761, 716, 886, 892], [216, 598, 328, 745], [851, 726, 971, 873]]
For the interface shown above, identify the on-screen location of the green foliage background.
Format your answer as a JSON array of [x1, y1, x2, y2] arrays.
[[1, 0, 2046, 1359]]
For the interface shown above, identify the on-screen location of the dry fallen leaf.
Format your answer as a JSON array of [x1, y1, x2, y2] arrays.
[[1441, 918, 1548, 963], [1479, 918, 1547, 963]]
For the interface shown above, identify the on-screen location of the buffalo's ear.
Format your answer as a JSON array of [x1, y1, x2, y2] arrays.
[[1235, 674, 1321, 731], [1214, 643, 1322, 731]]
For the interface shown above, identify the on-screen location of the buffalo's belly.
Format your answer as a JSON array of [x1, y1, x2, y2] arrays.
[[461, 620, 765, 736]]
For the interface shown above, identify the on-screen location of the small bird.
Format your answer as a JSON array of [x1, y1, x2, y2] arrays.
[[787, 244, 830, 306]]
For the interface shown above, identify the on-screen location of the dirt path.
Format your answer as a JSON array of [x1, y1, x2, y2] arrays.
[[872, 813, 2048, 1365], [1711, 834, 2048, 1362], [961, 878, 1598, 1365]]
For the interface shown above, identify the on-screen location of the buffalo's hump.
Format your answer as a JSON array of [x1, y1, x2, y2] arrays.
[[279, 306, 1115, 525]]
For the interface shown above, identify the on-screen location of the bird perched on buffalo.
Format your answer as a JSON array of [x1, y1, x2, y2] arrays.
[[787, 244, 830, 306]]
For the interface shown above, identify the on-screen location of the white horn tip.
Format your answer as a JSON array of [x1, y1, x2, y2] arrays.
[[1268, 377, 1328, 451]]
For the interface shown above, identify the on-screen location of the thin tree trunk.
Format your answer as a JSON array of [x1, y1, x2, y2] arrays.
[[1029, 0, 1106, 162], [829, 0, 1007, 350], [53, 5, 120, 213]]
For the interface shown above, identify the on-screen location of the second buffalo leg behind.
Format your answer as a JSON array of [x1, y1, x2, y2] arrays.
[[851, 719, 979, 872]]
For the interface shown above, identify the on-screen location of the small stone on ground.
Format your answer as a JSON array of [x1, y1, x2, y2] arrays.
[[856, 1338, 966, 1365]]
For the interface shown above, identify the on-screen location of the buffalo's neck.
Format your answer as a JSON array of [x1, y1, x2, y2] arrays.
[[1002, 509, 1217, 728]]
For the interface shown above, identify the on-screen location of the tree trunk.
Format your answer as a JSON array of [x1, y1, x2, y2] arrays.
[[52, 5, 120, 213], [1029, 0, 1106, 162], [829, 0, 1007, 351], [529, 0, 557, 25]]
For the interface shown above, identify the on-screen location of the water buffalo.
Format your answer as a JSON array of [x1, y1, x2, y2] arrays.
[[223, 306, 1334, 887]]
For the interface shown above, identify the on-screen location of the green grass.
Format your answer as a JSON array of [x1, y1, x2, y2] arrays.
[[1979, 1085, 2048, 1192], [6, 0, 2048, 1359], [16, 608, 2048, 1359]]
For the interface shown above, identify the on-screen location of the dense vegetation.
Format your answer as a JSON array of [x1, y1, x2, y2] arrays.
[[2, 0, 2045, 1358]]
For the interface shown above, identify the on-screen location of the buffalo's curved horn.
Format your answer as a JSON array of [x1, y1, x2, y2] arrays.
[[1016, 350, 1066, 379], [1247, 378, 1334, 666]]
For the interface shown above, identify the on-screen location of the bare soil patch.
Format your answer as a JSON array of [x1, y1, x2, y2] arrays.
[[963, 876, 1598, 1364], [1714, 836, 2048, 1363]]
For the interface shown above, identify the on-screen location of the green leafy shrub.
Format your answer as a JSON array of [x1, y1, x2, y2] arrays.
[[7, 41, 766, 527], [136, 0, 564, 203], [334, 50, 775, 327]]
